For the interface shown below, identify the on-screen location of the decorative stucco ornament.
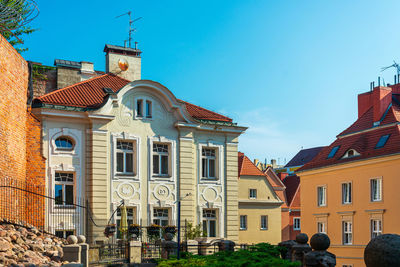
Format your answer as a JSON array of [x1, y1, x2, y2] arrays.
[[118, 58, 129, 71]]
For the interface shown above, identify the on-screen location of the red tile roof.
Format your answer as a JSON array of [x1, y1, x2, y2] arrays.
[[299, 105, 400, 172], [238, 152, 266, 176], [33, 73, 233, 122]]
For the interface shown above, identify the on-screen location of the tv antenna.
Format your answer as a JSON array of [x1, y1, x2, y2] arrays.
[[381, 60, 400, 76], [115, 11, 142, 48]]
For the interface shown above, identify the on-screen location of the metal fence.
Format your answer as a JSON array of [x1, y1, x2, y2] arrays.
[[0, 177, 87, 239]]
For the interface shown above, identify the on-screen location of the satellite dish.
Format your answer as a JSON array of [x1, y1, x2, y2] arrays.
[[118, 58, 129, 71]]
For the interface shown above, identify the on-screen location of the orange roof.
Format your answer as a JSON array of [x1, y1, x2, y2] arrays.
[[238, 152, 266, 176], [32, 73, 233, 122]]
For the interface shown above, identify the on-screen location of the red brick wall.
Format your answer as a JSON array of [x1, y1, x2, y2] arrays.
[[0, 35, 28, 182], [0, 35, 45, 228]]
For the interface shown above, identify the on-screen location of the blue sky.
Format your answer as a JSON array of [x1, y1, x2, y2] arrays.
[[23, 0, 400, 164]]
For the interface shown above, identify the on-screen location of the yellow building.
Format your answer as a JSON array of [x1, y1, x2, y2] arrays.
[[238, 152, 284, 244], [298, 85, 400, 267], [32, 44, 247, 243]]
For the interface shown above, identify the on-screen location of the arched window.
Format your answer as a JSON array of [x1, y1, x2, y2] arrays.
[[55, 136, 74, 150]]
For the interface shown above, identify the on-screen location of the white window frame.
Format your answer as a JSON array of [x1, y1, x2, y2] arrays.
[[54, 172, 75, 206], [342, 182, 352, 204], [293, 217, 301, 230], [249, 189, 257, 199], [371, 219, 382, 239], [152, 143, 170, 177], [240, 215, 247, 230], [146, 100, 152, 118], [198, 143, 223, 184], [136, 98, 143, 117], [317, 222, 326, 234], [203, 209, 217, 237], [342, 221, 352, 245], [260, 215, 268, 230], [116, 140, 135, 175], [50, 128, 81, 156], [317, 186, 327, 207], [112, 133, 139, 180], [371, 178, 382, 202], [54, 136, 75, 151], [153, 208, 170, 226], [148, 137, 176, 182], [201, 147, 217, 179]]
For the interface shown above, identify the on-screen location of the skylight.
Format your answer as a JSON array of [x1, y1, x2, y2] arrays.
[[327, 146, 340, 159], [375, 134, 390, 149]]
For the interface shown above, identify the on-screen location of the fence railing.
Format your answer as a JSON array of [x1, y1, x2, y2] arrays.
[[0, 177, 87, 238]]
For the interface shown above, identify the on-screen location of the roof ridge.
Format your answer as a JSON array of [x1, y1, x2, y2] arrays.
[[37, 73, 130, 100], [178, 99, 232, 120]]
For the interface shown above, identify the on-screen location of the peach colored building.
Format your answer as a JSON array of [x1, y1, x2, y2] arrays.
[[298, 85, 400, 267]]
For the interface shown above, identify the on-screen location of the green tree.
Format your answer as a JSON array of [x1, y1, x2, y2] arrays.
[[0, 0, 37, 52]]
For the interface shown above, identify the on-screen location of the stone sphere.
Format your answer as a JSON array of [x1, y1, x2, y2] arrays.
[[77, 235, 86, 244], [296, 233, 309, 244], [364, 234, 400, 267], [66, 235, 78, 244], [165, 233, 174, 241], [310, 233, 330, 251]]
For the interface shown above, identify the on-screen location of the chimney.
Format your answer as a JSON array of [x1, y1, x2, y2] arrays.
[[372, 86, 392, 125], [104, 44, 141, 81], [80, 61, 94, 74]]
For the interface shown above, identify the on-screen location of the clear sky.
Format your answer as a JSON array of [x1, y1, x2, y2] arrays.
[[23, 0, 400, 164]]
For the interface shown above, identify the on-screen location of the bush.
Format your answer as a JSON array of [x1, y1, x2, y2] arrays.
[[157, 243, 300, 267]]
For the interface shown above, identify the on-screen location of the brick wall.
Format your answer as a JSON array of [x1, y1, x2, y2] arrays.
[[0, 34, 28, 182], [0, 35, 45, 228]]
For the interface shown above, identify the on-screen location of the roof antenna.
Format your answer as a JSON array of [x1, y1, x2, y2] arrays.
[[115, 11, 142, 48], [382, 60, 400, 76]]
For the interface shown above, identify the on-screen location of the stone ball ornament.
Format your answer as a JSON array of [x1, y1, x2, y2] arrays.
[[77, 235, 86, 244], [310, 233, 330, 251], [364, 234, 400, 267], [67, 235, 78, 244], [296, 233, 309, 244]]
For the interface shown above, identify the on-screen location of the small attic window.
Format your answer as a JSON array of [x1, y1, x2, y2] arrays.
[[342, 149, 360, 159], [327, 146, 340, 159], [375, 134, 390, 149]]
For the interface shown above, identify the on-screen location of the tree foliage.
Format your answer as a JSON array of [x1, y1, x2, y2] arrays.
[[0, 0, 37, 52]]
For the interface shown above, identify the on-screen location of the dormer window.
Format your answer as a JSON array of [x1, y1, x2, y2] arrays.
[[136, 99, 143, 117], [55, 136, 74, 151], [327, 145, 340, 159], [146, 100, 152, 118], [375, 134, 390, 149], [342, 149, 360, 159]]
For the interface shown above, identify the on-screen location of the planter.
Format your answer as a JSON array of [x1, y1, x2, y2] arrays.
[[104, 224, 116, 237], [128, 224, 141, 237], [163, 226, 177, 236], [147, 224, 161, 240]]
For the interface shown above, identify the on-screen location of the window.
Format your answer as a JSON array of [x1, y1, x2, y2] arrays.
[[342, 182, 352, 204], [371, 178, 382, 202], [342, 149, 360, 159], [317, 222, 326, 234], [249, 189, 257, 199], [202, 148, 216, 179], [293, 218, 301, 230], [55, 136, 74, 150], [153, 143, 169, 176], [342, 221, 352, 245], [55, 230, 75, 239], [146, 100, 152, 118], [261, 215, 268, 230], [317, 186, 326, 206], [153, 208, 169, 226], [116, 207, 135, 239], [136, 99, 143, 117], [116, 141, 134, 174], [376, 134, 390, 149], [240, 215, 247, 230], [327, 146, 340, 159], [54, 172, 74, 205], [371, 219, 382, 239], [203, 209, 217, 237]]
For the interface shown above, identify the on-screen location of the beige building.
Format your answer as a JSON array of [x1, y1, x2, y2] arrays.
[[238, 153, 284, 244], [32, 44, 247, 243]]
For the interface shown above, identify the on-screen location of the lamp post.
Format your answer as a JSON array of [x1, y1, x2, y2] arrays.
[[177, 193, 191, 260]]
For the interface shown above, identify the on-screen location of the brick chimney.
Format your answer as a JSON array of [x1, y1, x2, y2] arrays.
[[358, 86, 392, 124]]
